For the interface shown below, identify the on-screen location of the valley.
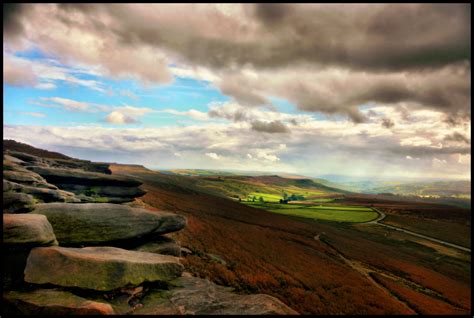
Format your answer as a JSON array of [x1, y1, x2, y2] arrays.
[[111, 163, 471, 315]]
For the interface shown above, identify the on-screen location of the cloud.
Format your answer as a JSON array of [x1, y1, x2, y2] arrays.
[[160, 109, 209, 121], [120, 89, 139, 101], [39, 97, 91, 111], [381, 118, 395, 129], [3, 4, 470, 121], [19, 111, 47, 118], [103, 106, 154, 124], [3, 106, 470, 178], [250, 120, 289, 133], [3, 53, 37, 86], [3, 52, 107, 92], [105, 111, 138, 124], [207, 102, 309, 132], [444, 132, 470, 144], [205, 152, 222, 160]]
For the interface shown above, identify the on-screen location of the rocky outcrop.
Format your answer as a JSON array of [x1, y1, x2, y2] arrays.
[[135, 276, 299, 315], [2, 143, 298, 315], [3, 214, 58, 247], [134, 236, 182, 257], [3, 289, 115, 315], [3, 192, 35, 213], [31, 203, 186, 245], [4, 170, 48, 185], [28, 166, 141, 187], [24, 246, 184, 291], [4, 180, 80, 203]]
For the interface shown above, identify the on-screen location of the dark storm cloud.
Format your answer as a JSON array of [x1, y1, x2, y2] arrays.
[[3, 4, 471, 122], [381, 118, 395, 129], [3, 4, 27, 39], [250, 120, 290, 133], [32, 3, 469, 73], [444, 132, 471, 144]]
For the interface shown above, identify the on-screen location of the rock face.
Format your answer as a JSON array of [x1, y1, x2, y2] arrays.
[[31, 203, 187, 245], [4, 170, 47, 185], [3, 192, 35, 213], [135, 276, 299, 315], [3, 289, 115, 315], [134, 236, 182, 257], [3, 214, 58, 247], [24, 246, 184, 291], [2, 142, 298, 315], [4, 180, 80, 203], [28, 166, 141, 187]]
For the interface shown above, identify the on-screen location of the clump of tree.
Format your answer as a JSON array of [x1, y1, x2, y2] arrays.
[[259, 196, 265, 203], [288, 194, 305, 201]]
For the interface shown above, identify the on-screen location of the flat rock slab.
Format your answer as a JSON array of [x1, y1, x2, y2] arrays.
[[30, 203, 186, 245], [3, 289, 114, 315], [4, 180, 80, 203], [134, 236, 181, 257], [24, 246, 184, 291], [135, 276, 298, 315], [57, 184, 146, 199], [3, 192, 35, 213], [3, 214, 58, 246], [4, 170, 47, 184], [28, 166, 141, 187]]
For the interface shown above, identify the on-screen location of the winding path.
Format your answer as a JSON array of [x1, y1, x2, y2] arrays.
[[368, 207, 471, 253]]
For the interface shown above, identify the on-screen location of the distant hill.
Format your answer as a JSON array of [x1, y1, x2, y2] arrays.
[[3, 139, 72, 160], [367, 180, 471, 199]]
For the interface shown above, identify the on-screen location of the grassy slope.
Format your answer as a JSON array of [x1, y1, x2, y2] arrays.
[[112, 164, 471, 315], [244, 202, 379, 223], [3, 139, 72, 159], [189, 175, 348, 202]]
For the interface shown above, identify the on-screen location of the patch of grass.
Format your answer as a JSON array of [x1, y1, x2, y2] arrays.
[[267, 208, 378, 223]]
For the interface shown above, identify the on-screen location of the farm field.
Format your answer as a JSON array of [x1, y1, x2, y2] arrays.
[[244, 201, 378, 223]]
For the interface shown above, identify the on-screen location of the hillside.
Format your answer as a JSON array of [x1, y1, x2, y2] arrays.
[[112, 163, 471, 315], [3, 141, 471, 315], [3, 139, 72, 160], [367, 180, 471, 198], [185, 175, 348, 202]]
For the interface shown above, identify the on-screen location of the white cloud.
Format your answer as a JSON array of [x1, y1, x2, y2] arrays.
[[206, 152, 222, 160], [19, 111, 47, 118], [105, 111, 138, 124], [160, 109, 209, 121]]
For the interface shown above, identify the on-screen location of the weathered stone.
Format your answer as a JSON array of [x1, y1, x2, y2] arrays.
[[6, 151, 45, 164], [28, 166, 142, 187], [134, 236, 181, 257], [135, 276, 298, 315], [56, 183, 146, 199], [4, 180, 79, 203], [3, 289, 115, 315], [24, 246, 184, 291], [4, 179, 21, 192], [4, 170, 47, 184], [3, 192, 35, 213], [180, 247, 193, 256], [4, 154, 25, 164], [30, 203, 186, 245], [3, 214, 58, 246]]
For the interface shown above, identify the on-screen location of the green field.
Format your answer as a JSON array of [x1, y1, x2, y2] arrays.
[[247, 192, 283, 202], [243, 202, 378, 223]]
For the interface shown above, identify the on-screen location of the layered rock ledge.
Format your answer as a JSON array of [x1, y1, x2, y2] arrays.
[[24, 246, 184, 291], [30, 203, 186, 245]]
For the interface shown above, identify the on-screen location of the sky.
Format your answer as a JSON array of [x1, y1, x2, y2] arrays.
[[3, 3, 471, 180]]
